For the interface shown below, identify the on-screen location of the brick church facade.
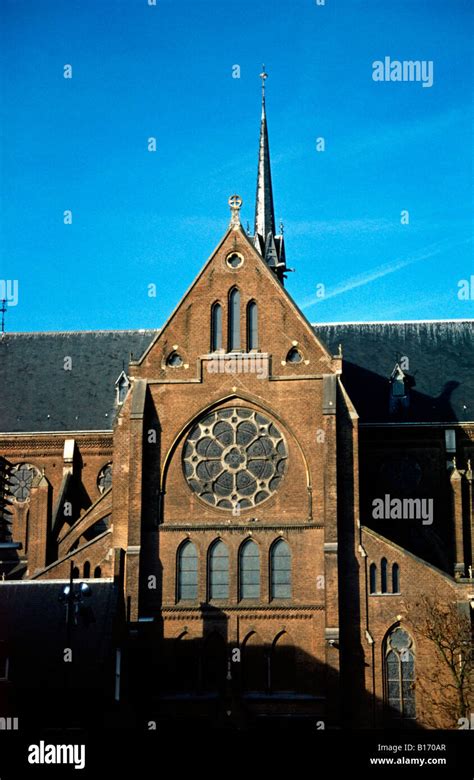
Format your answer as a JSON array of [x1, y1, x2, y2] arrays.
[[1, 78, 473, 732]]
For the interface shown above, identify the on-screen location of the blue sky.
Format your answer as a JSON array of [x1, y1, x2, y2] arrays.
[[1, 0, 473, 332]]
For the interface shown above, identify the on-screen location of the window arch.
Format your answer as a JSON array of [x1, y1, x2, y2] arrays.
[[247, 301, 258, 351], [228, 288, 241, 351], [369, 562, 377, 594], [177, 540, 198, 601], [83, 561, 90, 578], [381, 557, 388, 594], [392, 563, 400, 593], [72, 566, 79, 579], [94, 566, 102, 579], [239, 539, 260, 599], [242, 631, 266, 692], [210, 302, 223, 352], [271, 631, 296, 692], [384, 626, 416, 719], [270, 539, 291, 599], [208, 540, 229, 600]]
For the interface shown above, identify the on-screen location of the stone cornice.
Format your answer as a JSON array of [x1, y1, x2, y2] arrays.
[[159, 523, 321, 532], [0, 434, 113, 453]]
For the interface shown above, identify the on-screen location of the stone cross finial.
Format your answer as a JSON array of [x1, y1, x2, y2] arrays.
[[229, 194, 243, 230]]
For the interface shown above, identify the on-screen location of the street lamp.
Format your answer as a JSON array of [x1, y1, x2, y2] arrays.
[[59, 561, 91, 630]]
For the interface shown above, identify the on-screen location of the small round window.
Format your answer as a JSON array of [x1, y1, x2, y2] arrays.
[[286, 347, 303, 364], [167, 351, 183, 367], [226, 252, 243, 269]]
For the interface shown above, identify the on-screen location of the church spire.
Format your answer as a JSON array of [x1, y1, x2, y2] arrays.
[[253, 67, 287, 284], [254, 66, 275, 242]]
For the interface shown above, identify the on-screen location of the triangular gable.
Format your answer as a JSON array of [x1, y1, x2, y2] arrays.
[[133, 224, 336, 379]]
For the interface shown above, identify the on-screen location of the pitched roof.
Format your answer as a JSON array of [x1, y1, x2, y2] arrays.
[[0, 321, 472, 433], [0, 330, 157, 433], [314, 320, 474, 423]]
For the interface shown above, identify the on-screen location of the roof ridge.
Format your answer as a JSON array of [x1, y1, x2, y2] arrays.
[[312, 319, 474, 326], [1, 328, 160, 336]]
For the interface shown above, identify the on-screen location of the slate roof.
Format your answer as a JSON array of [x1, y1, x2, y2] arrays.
[[315, 320, 474, 423], [0, 330, 157, 433], [0, 321, 472, 433]]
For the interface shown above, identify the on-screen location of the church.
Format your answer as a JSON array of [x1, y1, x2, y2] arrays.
[[0, 73, 473, 733]]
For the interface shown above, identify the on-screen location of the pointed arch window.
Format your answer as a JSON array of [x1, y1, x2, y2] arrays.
[[177, 541, 198, 601], [392, 563, 400, 593], [83, 561, 90, 578], [211, 302, 223, 352], [369, 562, 377, 594], [228, 288, 241, 351], [271, 632, 296, 692], [209, 540, 229, 600], [385, 627, 416, 719], [239, 539, 260, 599], [270, 539, 291, 599], [381, 557, 388, 594], [247, 301, 258, 351]]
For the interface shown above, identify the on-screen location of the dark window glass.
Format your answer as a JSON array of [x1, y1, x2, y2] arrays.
[[83, 561, 90, 578], [242, 632, 266, 692], [227, 253, 242, 268], [369, 562, 377, 594], [392, 563, 400, 593], [94, 566, 102, 579], [385, 628, 416, 719], [381, 557, 388, 593], [167, 352, 183, 367], [209, 540, 229, 600], [117, 378, 129, 403], [178, 541, 198, 601], [211, 303, 223, 351], [239, 540, 260, 599], [286, 347, 302, 364], [271, 633, 296, 692], [270, 539, 291, 599], [247, 301, 258, 351], [228, 289, 240, 351], [392, 378, 406, 397]]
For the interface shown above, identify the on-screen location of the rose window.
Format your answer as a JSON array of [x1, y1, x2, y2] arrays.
[[10, 463, 40, 502], [183, 407, 287, 511]]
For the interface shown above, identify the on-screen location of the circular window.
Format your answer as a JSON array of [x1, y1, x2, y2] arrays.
[[183, 407, 287, 511], [226, 252, 244, 269], [98, 463, 113, 494], [286, 347, 303, 364], [10, 463, 40, 502], [167, 351, 183, 367]]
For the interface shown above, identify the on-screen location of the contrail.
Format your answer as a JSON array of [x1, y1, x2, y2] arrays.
[[301, 238, 472, 310]]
